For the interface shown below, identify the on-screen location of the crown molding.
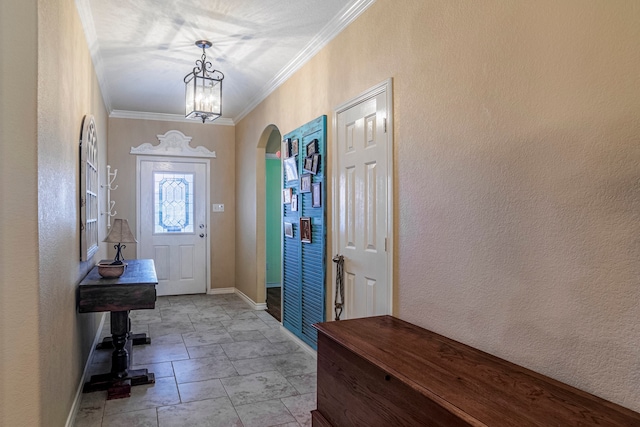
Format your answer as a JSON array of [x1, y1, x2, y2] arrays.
[[233, 0, 376, 123], [75, 0, 112, 112], [110, 110, 235, 126]]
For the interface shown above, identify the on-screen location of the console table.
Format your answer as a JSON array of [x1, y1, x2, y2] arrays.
[[313, 316, 640, 426], [78, 259, 157, 399]]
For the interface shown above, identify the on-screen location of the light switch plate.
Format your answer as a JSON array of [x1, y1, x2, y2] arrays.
[[212, 203, 224, 212]]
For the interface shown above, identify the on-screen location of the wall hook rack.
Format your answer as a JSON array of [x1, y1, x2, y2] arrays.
[[101, 165, 118, 229]]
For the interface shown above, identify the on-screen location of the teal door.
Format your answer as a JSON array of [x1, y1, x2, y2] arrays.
[[281, 115, 327, 349]]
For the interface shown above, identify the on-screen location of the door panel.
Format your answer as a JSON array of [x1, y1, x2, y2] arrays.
[[139, 159, 207, 296], [336, 90, 390, 319]]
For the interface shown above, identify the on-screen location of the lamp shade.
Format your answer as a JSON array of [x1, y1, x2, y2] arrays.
[[104, 219, 137, 243]]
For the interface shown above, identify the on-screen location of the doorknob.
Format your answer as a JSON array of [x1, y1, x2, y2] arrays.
[[199, 224, 205, 229], [199, 233, 205, 238]]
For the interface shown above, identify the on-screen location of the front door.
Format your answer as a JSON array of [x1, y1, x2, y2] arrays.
[[138, 158, 208, 296], [334, 80, 393, 319]]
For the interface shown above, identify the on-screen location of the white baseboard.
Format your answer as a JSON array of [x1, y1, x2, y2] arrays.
[[66, 312, 107, 427], [207, 287, 267, 310], [235, 288, 267, 310], [279, 326, 317, 359], [207, 287, 236, 295]]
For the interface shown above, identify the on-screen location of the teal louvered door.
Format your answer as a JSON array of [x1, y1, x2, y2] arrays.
[[282, 115, 327, 349]]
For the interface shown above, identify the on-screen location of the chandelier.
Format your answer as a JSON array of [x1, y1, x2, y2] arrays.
[[184, 40, 224, 123]]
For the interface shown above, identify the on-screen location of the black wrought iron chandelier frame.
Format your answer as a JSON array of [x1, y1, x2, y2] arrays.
[[184, 40, 225, 123]]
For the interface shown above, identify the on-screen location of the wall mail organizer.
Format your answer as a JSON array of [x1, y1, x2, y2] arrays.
[[281, 115, 327, 350]]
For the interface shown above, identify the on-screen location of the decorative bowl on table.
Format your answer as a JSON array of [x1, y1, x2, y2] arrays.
[[97, 262, 127, 278]]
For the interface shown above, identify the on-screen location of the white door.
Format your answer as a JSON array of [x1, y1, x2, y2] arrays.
[[138, 158, 208, 296], [334, 80, 393, 319]]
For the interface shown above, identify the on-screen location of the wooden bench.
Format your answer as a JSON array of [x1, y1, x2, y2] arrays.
[[313, 315, 640, 426]]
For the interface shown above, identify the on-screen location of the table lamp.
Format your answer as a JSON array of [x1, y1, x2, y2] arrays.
[[103, 218, 137, 265]]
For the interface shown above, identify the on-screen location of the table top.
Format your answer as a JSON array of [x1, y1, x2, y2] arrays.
[[80, 259, 158, 287], [78, 259, 157, 313]]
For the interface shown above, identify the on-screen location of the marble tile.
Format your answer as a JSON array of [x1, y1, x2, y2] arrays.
[[90, 348, 112, 365], [178, 378, 227, 403], [188, 311, 231, 323], [166, 295, 198, 305], [221, 298, 245, 306], [186, 343, 227, 360], [228, 350, 315, 379], [221, 340, 301, 361], [88, 360, 112, 378], [231, 357, 280, 376], [221, 318, 273, 333], [262, 317, 283, 329], [196, 305, 235, 317], [149, 333, 184, 345], [172, 356, 238, 384], [230, 330, 266, 342], [102, 408, 158, 427], [281, 393, 316, 427], [265, 352, 317, 376], [214, 293, 239, 300], [132, 342, 189, 365], [130, 322, 152, 335], [225, 309, 259, 320], [161, 305, 200, 316], [261, 329, 291, 343], [130, 308, 162, 324], [131, 361, 175, 379], [99, 325, 112, 340], [255, 310, 275, 320], [285, 372, 317, 395], [74, 390, 106, 427], [104, 377, 180, 415], [155, 296, 171, 308], [157, 397, 242, 427], [191, 320, 228, 333], [149, 322, 194, 338], [182, 330, 235, 347], [256, 310, 275, 321], [75, 293, 323, 427], [158, 312, 192, 324], [191, 296, 224, 308], [221, 371, 299, 406], [235, 399, 296, 427]]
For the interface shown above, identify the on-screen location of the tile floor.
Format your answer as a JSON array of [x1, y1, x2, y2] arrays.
[[74, 293, 317, 427]]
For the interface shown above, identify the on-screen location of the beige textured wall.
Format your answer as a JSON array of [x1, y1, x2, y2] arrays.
[[107, 119, 236, 290], [236, 0, 640, 412], [0, 0, 41, 425], [1, 0, 108, 424], [37, 0, 109, 424]]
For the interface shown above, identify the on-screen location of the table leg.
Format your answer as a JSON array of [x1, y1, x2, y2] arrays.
[[110, 310, 129, 379], [97, 333, 151, 348], [83, 310, 155, 399]]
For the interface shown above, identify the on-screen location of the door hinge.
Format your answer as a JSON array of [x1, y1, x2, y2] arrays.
[[384, 238, 387, 252], [383, 117, 387, 133]]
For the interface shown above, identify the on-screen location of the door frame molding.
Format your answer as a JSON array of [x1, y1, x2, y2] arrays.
[[331, 78, 394, 318], [133, 154, 211, 294]]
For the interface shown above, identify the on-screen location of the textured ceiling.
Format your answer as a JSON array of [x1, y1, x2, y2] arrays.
[[76, 0, 375, 124]]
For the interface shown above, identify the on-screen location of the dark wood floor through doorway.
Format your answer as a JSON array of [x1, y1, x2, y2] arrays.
[[266, 286, 281, 322]]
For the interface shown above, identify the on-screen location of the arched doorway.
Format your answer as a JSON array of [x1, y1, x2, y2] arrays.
[[257, 125, 283, 321]]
